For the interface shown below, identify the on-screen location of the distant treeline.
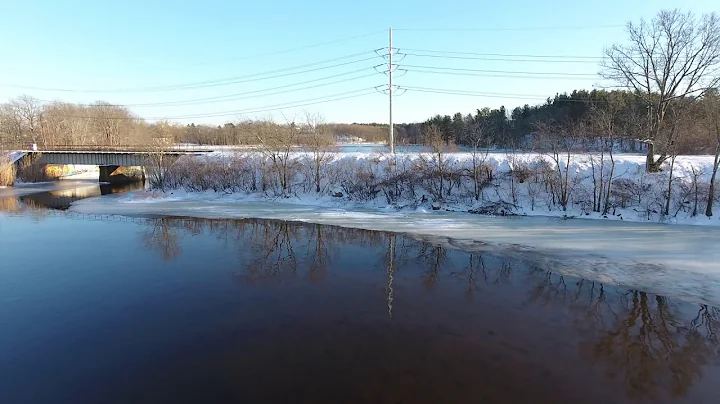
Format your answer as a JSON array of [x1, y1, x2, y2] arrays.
[[0, 97, 390, 147], [399, 89, 719, 156], [0, 88, 717, 157]]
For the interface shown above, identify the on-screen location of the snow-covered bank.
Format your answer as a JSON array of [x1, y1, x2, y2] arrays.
[[142, 151, 720, 226]]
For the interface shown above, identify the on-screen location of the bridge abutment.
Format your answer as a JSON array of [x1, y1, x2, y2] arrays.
[[99, 165, 145, 184]]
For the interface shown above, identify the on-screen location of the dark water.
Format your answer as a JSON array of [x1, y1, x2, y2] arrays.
[[1, 190, 720, 403]]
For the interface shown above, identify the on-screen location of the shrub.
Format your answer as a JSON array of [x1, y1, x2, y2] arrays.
[[511, 162, 533, 184], [0, 162, 15, 186], [611, 178, 650, 208], [341, 164, 380, 202]]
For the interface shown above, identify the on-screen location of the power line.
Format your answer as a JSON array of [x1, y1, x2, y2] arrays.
[[400, 86, 549, 98], [2, 52, 383, 93], [405, 69, 598, 80], [401, 86, 613, 103], [393, 24, 623, 32], [401, 87, 548, 101], [399, 48, 603, 59], [162, 30, 388, 70], [401, 64, 597, 76], [142, 52, 379, 91], [146, 90, 379, 121], [62, 69, 382, 108], [65, 88, 379, 120], [159, 89, 378, 120], [401, 52, 599, 64]]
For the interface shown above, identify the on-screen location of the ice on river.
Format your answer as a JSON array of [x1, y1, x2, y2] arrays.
[[68, 194, 720, 306]]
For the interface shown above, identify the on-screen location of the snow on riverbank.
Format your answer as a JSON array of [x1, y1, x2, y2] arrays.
[[136, 151, 720, 226]]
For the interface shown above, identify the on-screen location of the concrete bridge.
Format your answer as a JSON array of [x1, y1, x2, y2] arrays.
[[13, 146, 211, 184]]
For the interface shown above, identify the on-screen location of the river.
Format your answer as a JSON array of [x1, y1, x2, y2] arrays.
[[1, 182, 720, 403]]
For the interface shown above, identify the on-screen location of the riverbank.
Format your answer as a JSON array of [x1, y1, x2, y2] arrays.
[[133, 151, 720, 226], [112, 185, 720, 226]]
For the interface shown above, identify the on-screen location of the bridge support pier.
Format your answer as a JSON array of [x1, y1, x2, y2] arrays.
[[99, 165, 145, 184]]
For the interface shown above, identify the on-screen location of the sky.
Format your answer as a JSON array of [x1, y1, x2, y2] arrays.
[[0, 0, 717, 125]]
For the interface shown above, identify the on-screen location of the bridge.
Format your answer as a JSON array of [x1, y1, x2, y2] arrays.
[[10, 145, 212, 184]]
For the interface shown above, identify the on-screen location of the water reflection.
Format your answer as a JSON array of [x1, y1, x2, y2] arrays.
[[140, 218, 181, 260], [0, 181, 144, 212], [139, 216, 720, 400], [586, 293, 717, 399]]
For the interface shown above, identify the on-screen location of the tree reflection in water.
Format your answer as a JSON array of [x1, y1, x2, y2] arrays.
[[0, 196, 50, 219], [586, 293, 717, 399], [141, 216, 720, 400], [141, 218, 181, 261]]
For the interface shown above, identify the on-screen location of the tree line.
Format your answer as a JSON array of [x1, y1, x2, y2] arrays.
[[1, 88, 716, 156], [400, 88, 720, 154], [0, 96, 390, 148]]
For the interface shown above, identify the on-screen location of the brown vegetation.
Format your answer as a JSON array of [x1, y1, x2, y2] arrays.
[[0, 161, 15, 186]]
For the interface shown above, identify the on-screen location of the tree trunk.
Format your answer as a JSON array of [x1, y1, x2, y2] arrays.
[[707, 143, 720, 217], [693, 169, 699, 217], [597, 156, 604, 212], [315, 156, 321, 193], [437, 152, 444, 200], [261, 158, 267, 192], [472, 148, 480, 201], [664, 155, 676, 216], [603, 151, 615, 215], [646, 142, 661, 172], [590, 156, 598, 212]]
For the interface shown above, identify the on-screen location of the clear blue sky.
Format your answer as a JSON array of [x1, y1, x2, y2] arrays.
[[0, 0, 716, 125]]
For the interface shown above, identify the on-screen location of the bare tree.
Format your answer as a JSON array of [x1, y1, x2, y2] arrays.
[[464, 116, 492, 201], [89, 102, 138, 145], [144, 150, 177, 192], [0, 103, 23, 145], [253, 118, 300, 194], [535, 119, 584, 211], [0, 96, 42, 146], [14, 96, 43, 145], [419, 124, 455, 201], [663, 103, 696, 216], [300, 113, 335, 193], [602, 10, 720, 172], [703, 90, 720, 216], [588, 96, 626, 215]]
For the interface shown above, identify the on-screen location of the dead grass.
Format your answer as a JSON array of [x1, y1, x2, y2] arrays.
[[0, 162, 15, 186], [15, 154, 61, 183]]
